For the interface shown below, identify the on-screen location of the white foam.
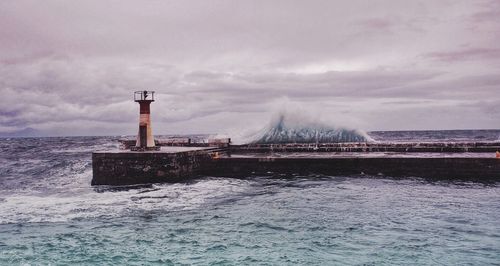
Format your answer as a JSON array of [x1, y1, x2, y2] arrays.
[[0, 178, 251, 224]]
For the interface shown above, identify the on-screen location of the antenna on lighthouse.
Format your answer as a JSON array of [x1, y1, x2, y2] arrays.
[[132, 90, 160, 151]]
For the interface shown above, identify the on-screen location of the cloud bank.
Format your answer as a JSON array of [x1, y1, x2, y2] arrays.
[[1, 0, 499, 136]]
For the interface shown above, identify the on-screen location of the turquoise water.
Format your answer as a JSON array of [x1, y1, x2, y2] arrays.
[[1, 177, 499, 265], [0, 136, 499, 265]]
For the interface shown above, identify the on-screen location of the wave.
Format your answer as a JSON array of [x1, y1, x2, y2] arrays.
[[247, 113, 372, 144]]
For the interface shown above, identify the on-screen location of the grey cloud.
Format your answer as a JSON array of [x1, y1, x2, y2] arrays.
[[425, 48, 500, 62], [470, 0, 500, 24], [0, 0, 499, 135]]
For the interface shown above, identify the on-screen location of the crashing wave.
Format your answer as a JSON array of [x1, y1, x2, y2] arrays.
[[250, 113, 372, 144]]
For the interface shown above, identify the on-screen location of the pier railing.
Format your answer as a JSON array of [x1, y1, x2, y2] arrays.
[[134, 91, 155, 101]]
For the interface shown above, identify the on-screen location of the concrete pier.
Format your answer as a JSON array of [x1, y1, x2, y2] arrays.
[[92, 146, 500, 185], [92, 147, 222, 185], [205, 155, 500, 182], [232, 141, 500, 153], [92, 92, 500, 185]]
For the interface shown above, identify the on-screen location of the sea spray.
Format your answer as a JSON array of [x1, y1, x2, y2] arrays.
[[225, 108, 372, 144], [251, 113, 372, 144]]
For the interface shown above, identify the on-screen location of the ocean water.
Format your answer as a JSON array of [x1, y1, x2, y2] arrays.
[[0, 131, 499, 265]]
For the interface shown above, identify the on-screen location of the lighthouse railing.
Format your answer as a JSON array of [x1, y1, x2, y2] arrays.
[[134, 91, 155, 101]]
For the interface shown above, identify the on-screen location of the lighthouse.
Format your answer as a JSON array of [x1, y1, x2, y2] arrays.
[[133, 90, 159, 151]]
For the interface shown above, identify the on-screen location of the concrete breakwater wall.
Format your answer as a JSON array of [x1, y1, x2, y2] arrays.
[[92, 147, 222, 186], [232, 142, 500, 153], [204, 157, 500, 182], [92, 147, 500, 185], [92, 141, 500, 185]]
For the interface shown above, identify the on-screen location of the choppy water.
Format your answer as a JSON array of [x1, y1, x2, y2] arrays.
[[369, 129, 500, 143], [1, 131, 500, 265]]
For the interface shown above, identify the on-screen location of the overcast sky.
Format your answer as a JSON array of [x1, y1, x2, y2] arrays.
[[1, 0, 499, 136]]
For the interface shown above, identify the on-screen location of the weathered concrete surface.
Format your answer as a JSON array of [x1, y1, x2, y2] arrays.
[[205, 157, 500, 182], [92, 146, 500, 185], [232, 142, 500, 153], [119, 138, 231, 149], [92, 147, 222, 185]]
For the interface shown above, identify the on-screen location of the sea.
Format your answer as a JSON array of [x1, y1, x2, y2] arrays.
[[0, 130, 499, 265]]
